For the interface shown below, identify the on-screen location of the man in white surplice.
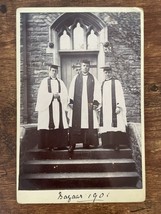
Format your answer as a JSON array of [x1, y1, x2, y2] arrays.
[[68, 59, 101, 155], [35, 64, 69, 150], [100, 62, 129, 151]]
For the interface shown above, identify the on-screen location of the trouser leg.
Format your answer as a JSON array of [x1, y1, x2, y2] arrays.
[[101, 132, 113, 148], [83, 129, 99, 148], [39, 130, 48, 149]]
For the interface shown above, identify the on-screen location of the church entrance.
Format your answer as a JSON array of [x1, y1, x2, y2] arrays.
[[49, 12, 108, 85], [60, 52, 98, 89]]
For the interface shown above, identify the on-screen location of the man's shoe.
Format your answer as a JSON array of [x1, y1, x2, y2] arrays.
[[46, 147, 52, 151], [68, 145, 75, 159], [57, 147, 68, 150], [68, 145, 75, 152], [83, 145, 98, 149], [114, 146, 120, 151]]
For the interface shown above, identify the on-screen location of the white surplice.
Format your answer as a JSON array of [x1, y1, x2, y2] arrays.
[[35, 77, 68, 130], [100, 79, 127, 133]]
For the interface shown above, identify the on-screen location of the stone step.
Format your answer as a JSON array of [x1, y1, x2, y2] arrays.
[[19, 172, 138, 190], [22, 159, 136, 173], [23, 147, 132, 160]]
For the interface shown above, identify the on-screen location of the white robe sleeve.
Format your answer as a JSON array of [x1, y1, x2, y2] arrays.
[[35, 78, 53, 112], [68, 74, 78, 103], [67, 75, 78, 126], [116, 80, 127, 126], [93, 76, 101, 105], [59, 79, 68, 111]]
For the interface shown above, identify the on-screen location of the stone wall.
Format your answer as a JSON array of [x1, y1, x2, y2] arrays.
[[23, 14, 57, 123], [20, 12, 141, 124], [128, 122, 142, 188], [99, 12, 141, 123]]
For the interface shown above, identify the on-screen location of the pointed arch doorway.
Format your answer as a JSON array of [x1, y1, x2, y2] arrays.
[[48, 13, 108, 88]]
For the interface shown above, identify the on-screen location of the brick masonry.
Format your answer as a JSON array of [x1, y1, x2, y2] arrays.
[[20, 12, 142, 124], [100, 12, 141, 124]]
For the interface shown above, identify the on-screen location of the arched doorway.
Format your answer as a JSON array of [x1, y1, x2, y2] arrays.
[[48, 13, 108, 88]]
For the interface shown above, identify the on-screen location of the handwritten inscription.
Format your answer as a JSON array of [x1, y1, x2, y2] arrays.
[[57, 191, 110, 203]]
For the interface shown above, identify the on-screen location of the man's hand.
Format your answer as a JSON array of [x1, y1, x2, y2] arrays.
[[53, 93, 60, 99], [68, 104, 73, 109], [93, 104, 98, 110], [115, 104, 121, 114], [93, 104, 101, 112]]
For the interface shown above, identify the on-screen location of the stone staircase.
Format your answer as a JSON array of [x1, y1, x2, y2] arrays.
[[19, 145, 139, 190]]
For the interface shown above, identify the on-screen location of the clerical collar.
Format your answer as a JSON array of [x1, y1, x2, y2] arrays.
[[105, 76, 117, 81], [49, 76, 57, 80], [105, 77, 110, 80], [81, 72, 89, 76]]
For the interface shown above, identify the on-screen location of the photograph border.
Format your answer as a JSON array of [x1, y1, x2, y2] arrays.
[[16, 7, 145, 204]]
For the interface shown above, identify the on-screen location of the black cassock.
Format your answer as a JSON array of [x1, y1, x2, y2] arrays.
[[68, 73, 101, 147]]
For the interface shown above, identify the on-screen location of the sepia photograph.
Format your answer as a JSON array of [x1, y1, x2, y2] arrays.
[[16, 7, 145, 203]]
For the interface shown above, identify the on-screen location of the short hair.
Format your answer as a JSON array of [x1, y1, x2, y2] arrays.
[[81, 59, 90, 65]]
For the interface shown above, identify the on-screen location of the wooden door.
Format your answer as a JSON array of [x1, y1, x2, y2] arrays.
[[60, 53, 98, 90]]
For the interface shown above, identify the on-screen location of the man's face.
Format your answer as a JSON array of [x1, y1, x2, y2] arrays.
[[103, 68, 112, 78], [49, 67, 58, 79], [81, 62, 90, 75]]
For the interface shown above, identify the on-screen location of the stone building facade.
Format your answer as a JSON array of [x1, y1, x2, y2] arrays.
[[20, 11, 142, 125]]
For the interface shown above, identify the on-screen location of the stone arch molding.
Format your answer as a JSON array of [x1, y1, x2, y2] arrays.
[[46, 12, 108, 81], [51, 12, 106, 32]]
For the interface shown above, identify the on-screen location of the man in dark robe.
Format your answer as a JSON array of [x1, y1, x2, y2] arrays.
[[35, 64, 69, 150], [68, 59, 101, 156]]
